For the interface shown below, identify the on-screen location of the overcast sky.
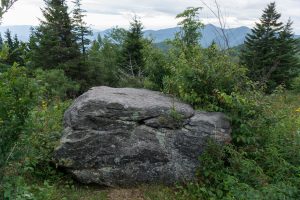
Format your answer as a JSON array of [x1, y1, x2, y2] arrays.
[[1, 0, 300, 33]]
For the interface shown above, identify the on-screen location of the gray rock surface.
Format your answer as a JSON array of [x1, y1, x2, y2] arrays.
[[54, 86, 231, 186]]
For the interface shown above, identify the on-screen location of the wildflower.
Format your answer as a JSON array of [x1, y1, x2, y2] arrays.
[[296, 108, 300, 112], [42, 100, 48, 109]]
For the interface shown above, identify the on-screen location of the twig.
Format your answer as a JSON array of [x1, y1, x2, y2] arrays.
[[5, 142, 18, 163]]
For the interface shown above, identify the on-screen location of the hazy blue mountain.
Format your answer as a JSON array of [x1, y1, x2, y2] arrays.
[[0, 24, 298, 48], [142, 24, 252, 48], [0, 25, 33, 41]]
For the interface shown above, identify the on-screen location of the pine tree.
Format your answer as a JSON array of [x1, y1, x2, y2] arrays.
[[240, 2, 299, 90], [3, 30, 23, 65], [0, 33, 3, 49], [120, 16, 145, 77], [72, 0, 92, 57], [272, 19, 300, 85], [4, 29, 13, 49], [12, 34, 19, 49], [31, 0, 80, 74], [0, 0, 17, 21]]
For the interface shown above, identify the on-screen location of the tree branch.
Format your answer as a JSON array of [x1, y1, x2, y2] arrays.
[[0, 0, 18, 21]]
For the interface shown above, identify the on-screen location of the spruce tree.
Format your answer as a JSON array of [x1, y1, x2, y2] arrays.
[[240, 2, 299, 90], [12, 34, 19, 49], [31, 0, 80, 74], [0, 33, 3, 49], [272, 20, 300, 85], [120, 16, 145, 77], [72, 0, 92, 57], [4, 29, 13, 49], [3, 30, 23, 65], [0, 0, 17, 21]]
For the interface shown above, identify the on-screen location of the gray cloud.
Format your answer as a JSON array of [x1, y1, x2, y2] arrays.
[[2, 0, 300, 34]]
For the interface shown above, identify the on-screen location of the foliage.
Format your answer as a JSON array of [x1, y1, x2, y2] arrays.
[[20, 100, 70, 179], [0, 65, 40, 179], [176, 7, 203, 48], [0, 0, 17, 21], [1, 99, 109, 199], [143, 40, 169, 90], [1, 99, 68, 198], [170, 92, 300, 200], [34, 69, 80, 100], [164, 43, 249, 110], [30, 0, 81, 80], [240, 2, 300, 91], [3, 176, 56, 200], [119, 16, 145, 78], [0, 30, 26, 66], [72, 0, 92, 57], [291, 75, 300, 93], [86, 31, 123, 87]]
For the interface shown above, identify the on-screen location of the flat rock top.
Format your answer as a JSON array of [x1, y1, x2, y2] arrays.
[[73, 86, 194, 118]]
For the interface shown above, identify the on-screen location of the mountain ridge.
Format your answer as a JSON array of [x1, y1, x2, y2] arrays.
[[0, 24, 299, 48]]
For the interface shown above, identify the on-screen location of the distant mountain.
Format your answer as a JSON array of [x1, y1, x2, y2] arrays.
[[0, 25, 33, 41], [0, 24, 299, 48], [95, 24, 252, 48]]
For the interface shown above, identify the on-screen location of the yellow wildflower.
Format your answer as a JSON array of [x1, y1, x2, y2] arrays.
[[42, 100, 48, 109], [296, 108, 300, 113]]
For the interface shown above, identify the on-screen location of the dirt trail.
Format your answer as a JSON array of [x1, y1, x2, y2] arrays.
[[107, 188, 146, 200]]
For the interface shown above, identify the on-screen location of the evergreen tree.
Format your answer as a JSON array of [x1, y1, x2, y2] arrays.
[[12, 34, 19, 49], [4, 29, 13, 49], [120, 16, 145, 77], [0, 0, 17, 21], [31, 0, 80, 75], [240, 2, 299, 90], [26, 29, 39, 68], [72, 0, 92, 57], [11, 34, 23, 65], [0, 33, 3, 49], [2, 30, 23, 65], [272, 19, 300, 85]]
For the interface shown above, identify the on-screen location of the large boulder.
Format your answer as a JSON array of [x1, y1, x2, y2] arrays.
[[54, 86, 231, 187]]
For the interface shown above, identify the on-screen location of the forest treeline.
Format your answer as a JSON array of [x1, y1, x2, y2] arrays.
[[1, 0, 300, 199]]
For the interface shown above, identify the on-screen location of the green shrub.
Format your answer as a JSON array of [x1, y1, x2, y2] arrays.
[[173, 93, 300, 200], [291, 75, 300, 93], [143, 41, 169, 91], [0, 65, 40, 172], [34, 69, 80, 100], [1, 100, 71, 199], [21, 100, 71, 178], [163, 44, 249, 110], [3, 176, 55, 200]]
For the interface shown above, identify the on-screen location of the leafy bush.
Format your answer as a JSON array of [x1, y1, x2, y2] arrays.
[[163, 43, 249, 110], [34, 69, 79, 100], [291, 75, 300, 93], [143, 41, 169, 91], [21, 100, 71, 178], [0, 65, 40, 172], [1, 100, 71, 199], [3, 176, 55, 200], [86, 34, 122, 87], [172, 93, 300, 199]]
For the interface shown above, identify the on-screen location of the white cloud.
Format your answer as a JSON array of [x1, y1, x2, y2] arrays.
[[1, 0, 300, 33]]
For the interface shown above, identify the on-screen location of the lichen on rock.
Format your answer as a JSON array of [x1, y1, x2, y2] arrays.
[[54, 86, 231, 187]]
